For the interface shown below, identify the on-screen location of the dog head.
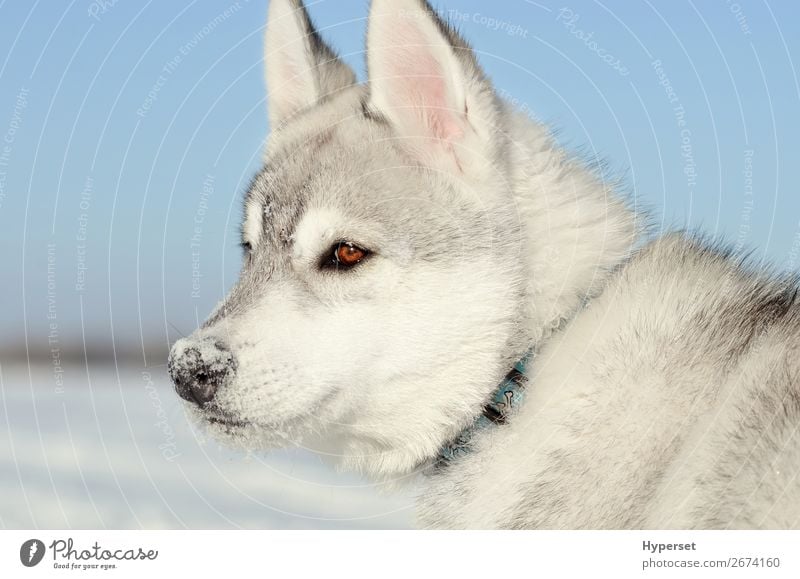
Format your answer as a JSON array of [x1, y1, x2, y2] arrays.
[[168, 0, 531, 479]]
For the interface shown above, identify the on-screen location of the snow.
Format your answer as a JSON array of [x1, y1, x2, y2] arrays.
[[0, 363, 414, 529]]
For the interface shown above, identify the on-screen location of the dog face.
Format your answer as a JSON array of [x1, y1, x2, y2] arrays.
[[168, 0, 529, 478]]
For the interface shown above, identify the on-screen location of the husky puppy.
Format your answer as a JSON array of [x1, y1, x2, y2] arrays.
[[168, 0, 800, 529]]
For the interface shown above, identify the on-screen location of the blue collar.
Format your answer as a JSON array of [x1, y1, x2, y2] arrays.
[[437, 352, 531, 465]]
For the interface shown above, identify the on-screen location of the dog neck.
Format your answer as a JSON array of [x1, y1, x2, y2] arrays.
[[436, 352, 531, 465], [420, 111, 640, 469], [503, 106, 641, 345]]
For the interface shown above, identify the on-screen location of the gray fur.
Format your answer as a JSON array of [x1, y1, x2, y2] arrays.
[[168, 0, 800, 529]]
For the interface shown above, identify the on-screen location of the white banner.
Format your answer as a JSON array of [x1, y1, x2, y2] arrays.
[[2, 531, 799, 578]]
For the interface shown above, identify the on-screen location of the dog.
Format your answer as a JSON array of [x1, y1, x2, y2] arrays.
[[168, 0, 800, 529]]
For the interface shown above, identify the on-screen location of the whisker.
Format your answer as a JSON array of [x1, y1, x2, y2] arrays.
[[168, 320, 188, 339]]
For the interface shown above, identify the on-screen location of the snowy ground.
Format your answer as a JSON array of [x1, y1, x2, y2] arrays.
[[0, 362, 414, 529]]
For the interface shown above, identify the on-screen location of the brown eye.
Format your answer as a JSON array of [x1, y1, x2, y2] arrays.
[[321, 241, 371, 271], [337, 243, 366, 266]]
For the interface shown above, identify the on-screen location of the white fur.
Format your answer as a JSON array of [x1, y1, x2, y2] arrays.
[[169, 0, 800, 529], [264, 0, 356, 127]]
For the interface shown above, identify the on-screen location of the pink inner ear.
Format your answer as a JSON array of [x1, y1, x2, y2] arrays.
[[382, 35, 464, 143]]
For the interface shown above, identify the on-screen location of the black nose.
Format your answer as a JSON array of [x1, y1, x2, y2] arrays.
[[168, 338, 236, 407]]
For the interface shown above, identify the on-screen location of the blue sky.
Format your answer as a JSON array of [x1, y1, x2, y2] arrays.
[[1, 0, 799, 358]]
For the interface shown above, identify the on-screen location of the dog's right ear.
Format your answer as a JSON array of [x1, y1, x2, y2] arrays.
[[366, 0, 501, 177], [264, 0, 356, 128]]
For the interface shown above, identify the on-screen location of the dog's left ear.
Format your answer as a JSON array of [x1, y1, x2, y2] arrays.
[[366, 0, 501, 175], [265, 0, 356, 128]]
